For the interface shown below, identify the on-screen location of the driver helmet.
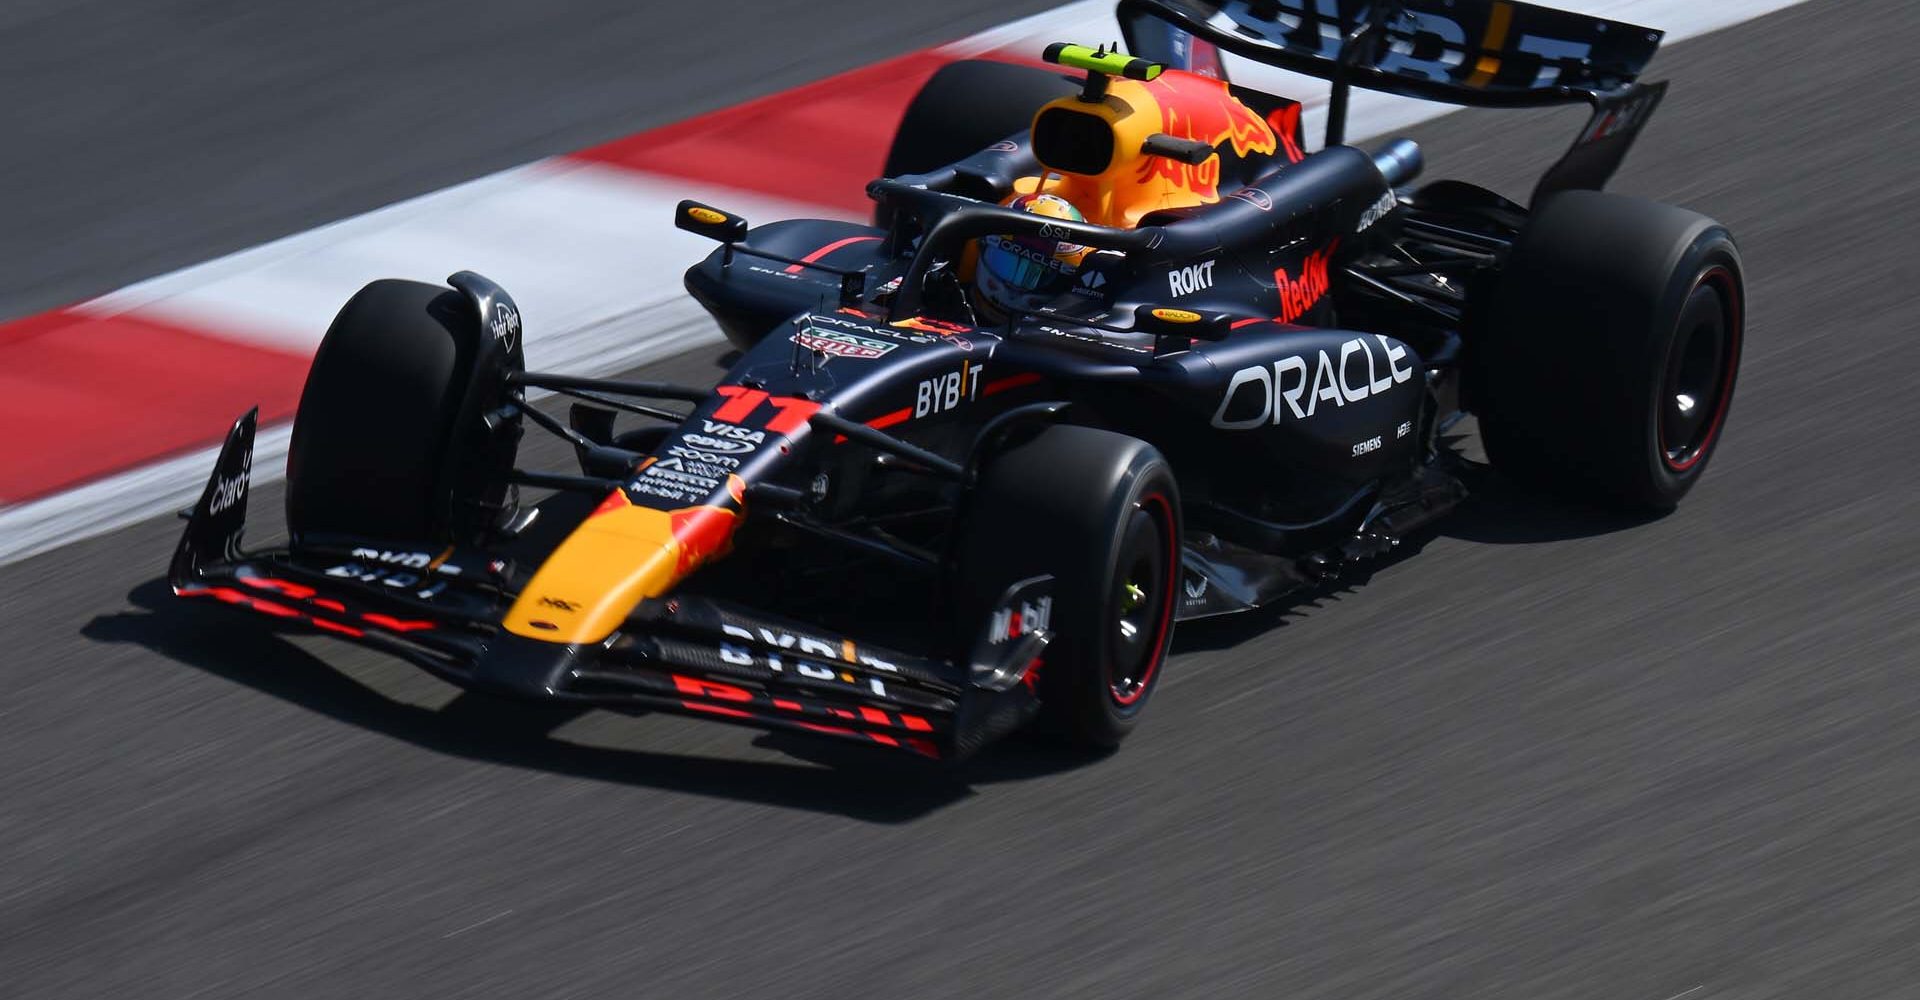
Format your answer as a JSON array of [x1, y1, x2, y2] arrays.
[[975, 193, 1091, 318]]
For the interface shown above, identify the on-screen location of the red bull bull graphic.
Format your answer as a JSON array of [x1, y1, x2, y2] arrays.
[[669, 475, 746, 574], [1132, 71, 1279, 201], [1267, 104, 1307, 165], [1028, 68, 1291, 227]]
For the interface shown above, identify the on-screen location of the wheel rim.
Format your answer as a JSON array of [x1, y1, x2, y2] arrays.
[[1108, 493, 1177, 707], [1659, 266, 1740, 473]]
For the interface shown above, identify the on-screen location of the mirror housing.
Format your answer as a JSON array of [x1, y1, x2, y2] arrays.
[[675, 200, 749, 243], [1135, 305, 1234, 341], [1141, 133, 1214, 165]]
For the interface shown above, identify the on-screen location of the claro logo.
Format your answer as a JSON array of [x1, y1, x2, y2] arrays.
[[208, 453, 251, 515], [1211, 335, 1415, 429]]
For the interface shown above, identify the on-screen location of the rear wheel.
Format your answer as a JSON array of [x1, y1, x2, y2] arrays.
[[955, 425, 1182, 749], [878, 59, 1076, 224], [883, 59, 1077, 177], [286, 279, 520, 545], [1476, 191, 1744, 512]]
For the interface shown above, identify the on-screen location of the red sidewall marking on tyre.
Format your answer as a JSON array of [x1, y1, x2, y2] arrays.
[[1664, 265, 1741, 473], [1112, 490, 1178, 707]]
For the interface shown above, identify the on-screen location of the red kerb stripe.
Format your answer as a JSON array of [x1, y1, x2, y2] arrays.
[[0, 308, 309, 503]]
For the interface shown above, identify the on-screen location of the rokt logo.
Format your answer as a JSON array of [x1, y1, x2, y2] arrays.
[[1168, 260, 1215, 297]]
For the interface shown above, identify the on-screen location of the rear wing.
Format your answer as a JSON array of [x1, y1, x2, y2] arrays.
[[1120, 0, 1663, 142]]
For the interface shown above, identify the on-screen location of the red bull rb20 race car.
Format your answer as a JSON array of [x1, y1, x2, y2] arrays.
[[171, 0, 1744, 760]]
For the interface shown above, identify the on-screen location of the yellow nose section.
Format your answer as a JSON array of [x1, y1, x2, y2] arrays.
[[503, 490, 738, 644]]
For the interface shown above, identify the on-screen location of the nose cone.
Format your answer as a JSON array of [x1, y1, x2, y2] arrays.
[[502, 490, 740, 645]]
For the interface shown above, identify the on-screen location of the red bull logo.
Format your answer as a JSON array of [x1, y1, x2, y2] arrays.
[[1133, 71, 1279, 200], [1275, 239, 1338, 323]]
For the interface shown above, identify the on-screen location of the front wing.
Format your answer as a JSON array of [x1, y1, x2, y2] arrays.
[[170, 411, 1048, 761]]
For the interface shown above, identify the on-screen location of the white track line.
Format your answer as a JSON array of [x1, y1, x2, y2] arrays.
[[0, 0, 1812, 567], [82, 162, 850, 364], [0, 171, 836, 565], [1, 425, 293, 566]]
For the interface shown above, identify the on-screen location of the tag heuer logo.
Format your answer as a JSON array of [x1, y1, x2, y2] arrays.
[[792, 330, 896, 359]]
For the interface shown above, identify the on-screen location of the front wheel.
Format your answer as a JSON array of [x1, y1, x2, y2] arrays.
[[955, 425, 1183, 749], [286, 278, 521, 545]]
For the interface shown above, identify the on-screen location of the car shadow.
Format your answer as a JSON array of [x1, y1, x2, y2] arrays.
[[1173, 463, 1664, 653], [1438, 466, 1666, 545], [1171, 545, 1413, 655], [88, 441, 1658, 817], [1433, 431, 1668, 544], [83, 579, 1102, 823]]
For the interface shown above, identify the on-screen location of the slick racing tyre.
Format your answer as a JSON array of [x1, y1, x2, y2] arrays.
[[286, 279, 519, 545], [1476, 190, 1744, 512], [956, 425, 1182, 749], [878, 59, 1077, 223]]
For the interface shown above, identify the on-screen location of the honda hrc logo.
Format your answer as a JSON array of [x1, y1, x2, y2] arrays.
[[1168, 260, 1216, 298], [1356, 190, 1396, 233]]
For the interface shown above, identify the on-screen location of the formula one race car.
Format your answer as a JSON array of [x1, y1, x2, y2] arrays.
[[171, 0, 1743, 760]]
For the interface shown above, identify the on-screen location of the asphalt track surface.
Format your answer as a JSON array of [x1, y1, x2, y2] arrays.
[[0, 0, 1059, 322], [5, 0, 1918, 996]]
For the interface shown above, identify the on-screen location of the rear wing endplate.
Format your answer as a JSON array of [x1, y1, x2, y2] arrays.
[[1530, 79, 1666, 205]]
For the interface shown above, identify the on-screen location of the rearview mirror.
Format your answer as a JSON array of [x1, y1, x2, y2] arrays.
[[675, 200, 749, 243], [1135, 305, 1234, 342], [1141, 133, 1214, 165]]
